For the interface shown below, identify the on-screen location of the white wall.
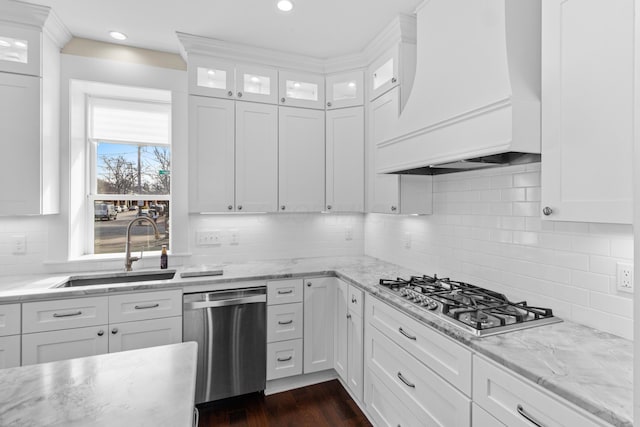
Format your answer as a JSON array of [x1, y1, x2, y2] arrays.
[[365, 163, 634, 340]]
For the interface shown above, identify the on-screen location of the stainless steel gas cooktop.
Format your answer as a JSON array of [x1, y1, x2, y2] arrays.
[[377, 275, 562, 337]]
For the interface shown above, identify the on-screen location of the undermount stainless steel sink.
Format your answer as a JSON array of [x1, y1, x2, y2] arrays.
[[55, 270, 177, 288]]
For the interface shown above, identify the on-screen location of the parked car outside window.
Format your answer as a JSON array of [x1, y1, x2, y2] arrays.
[[95, 203, 117, 221]]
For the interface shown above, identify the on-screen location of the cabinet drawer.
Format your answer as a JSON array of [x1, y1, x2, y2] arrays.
[[0, 304, 20, 336], [267, 302, 303, 343], [23, 297, 108, 333], [348, 286, 364, 317], [266, 339, 303, 380], [366, 370, 423, 427], [0, 335, 20, 369], [473, 356, 605, 427], [109, 316, 182, 353], [367, 296, 472, 395], [22, 325, 109, 365], [368, 326, 471, 427], [267, 279, 303, 305], [109, 290, 182, 323], [473, 403, 505, 427]]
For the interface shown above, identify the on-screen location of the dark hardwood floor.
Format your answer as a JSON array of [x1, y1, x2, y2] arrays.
[[197, 380, 372, 427]]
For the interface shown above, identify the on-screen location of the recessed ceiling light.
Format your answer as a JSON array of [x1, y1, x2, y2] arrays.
[[207, 69, 216, 76], [293, 82, 301, 88], [277, 0, 294, 12], [14, 41, 27, 48], [348, 81, 356, 88], [109, 31, 127, 41], [250, 76, 260, 83], [0, 40, 10, 48]]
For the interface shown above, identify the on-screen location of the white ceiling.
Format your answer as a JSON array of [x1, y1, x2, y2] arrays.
[[30, 0, 423, 58]]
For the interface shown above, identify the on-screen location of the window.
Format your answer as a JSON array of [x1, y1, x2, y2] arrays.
[[87, 96, 171, 255]]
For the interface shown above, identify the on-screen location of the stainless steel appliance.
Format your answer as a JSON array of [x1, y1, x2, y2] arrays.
[[183, 287, 266, 404], [377, 275, 561, 336]]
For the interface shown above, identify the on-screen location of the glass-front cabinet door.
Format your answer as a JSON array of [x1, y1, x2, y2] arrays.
[[0, 23, 41, 76], [188, 55, 235, 98], [236, 64, 278, 104], [326, 70, 364, 109], [278, 71, 325, 110], [369, 46, 400, 101]]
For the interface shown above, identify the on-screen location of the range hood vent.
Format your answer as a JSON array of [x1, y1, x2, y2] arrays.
[[377, 0, 541, 175]]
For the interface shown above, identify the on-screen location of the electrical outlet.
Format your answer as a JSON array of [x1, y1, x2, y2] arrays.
[[345, 226, 353, 241], [11, 235, 26, 254], [403, 232, 412, 249], [196, 230, 221, 246], [616, 262, 634, 293], [230, 229, 239, 245]]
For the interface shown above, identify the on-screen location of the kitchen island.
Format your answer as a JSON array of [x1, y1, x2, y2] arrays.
[[0, 341, 197, 427]]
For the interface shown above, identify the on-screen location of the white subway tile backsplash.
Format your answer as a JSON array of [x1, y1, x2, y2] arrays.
[[365, 163, 633, 339]]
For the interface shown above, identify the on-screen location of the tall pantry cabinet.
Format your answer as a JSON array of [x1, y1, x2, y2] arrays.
[[0, 2, 70, 215]]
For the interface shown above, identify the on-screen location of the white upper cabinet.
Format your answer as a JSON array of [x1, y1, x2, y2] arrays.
[[541, 0, 633, 224], [368, 46, 399, 101], [326, 70, 364, 109], [188, 95, 235, 213], [235, 64, 278, 104], [235, 102, 279, 212], [279, 107, 325, 212], [369, 87, 432, 215], [279, 70, 325, 110], [326, 106, 364, 212], [0, 23, 41, 76], [189, 55, 278, 104]]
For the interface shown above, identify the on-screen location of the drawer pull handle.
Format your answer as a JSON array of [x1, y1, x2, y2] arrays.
[[53, 311, 82, 318], [399, 327, 417, 341], [134, 303, 160, 310], [397, 372, 415, 388], [277, 289, 293, 295], [278, 320, 293, 325], [517, 405, 545, 427], [277, 356, 293, 362]]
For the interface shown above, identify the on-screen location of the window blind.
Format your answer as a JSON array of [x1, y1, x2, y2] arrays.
[[89, 97, 171, 145]]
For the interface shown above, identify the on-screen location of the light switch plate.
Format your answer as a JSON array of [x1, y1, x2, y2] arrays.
[[11, 234, 26, 254], [196, 230, 221, 246]]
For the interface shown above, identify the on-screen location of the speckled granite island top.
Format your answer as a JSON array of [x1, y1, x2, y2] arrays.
[[0, 256, 632, 426], [0, 342, 197, 427]]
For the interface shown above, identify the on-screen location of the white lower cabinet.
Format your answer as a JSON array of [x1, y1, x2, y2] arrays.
[[367, 370, 423, 427], [303, 277, 335, 373], [108, 317, 182, 353], [0, 335, 21, 369], [473, 403, 505, 427], [266, 338, 303, 380], [473, 356, 606, 427], [367, 326, 471, 426], [22, 325, 109, 365], [335, 279, 364, 401]]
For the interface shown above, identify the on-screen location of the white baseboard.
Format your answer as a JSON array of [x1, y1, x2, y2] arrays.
[[265, 370, 338, 395]]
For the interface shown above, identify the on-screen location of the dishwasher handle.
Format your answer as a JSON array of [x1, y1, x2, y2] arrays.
[[184, 294, 266, 310]]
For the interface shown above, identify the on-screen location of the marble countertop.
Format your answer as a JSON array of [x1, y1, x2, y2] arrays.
[[0, 342, 198, 427], [0, 256, 632, 426]]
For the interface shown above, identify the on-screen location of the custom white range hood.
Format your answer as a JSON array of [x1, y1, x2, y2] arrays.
[[377, 0, 541, 175]]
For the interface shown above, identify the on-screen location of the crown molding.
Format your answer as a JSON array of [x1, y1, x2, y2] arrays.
[[43, 9, 72, 48], [362, 14, 417, 65], [0, 0, 50, 28]]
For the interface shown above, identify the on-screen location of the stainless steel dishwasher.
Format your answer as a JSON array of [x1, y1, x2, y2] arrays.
[[183, 287, 266, 404]]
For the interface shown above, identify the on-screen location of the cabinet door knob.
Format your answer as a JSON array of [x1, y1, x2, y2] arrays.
[[391, 77, 397, 83], [281, 205, 286, 211], [237, 205, 243, 210], [543, 206, 553, 216], [227, 90, 233, 97], [111, 328, 118, 335], [281, 97, 286, 103], [346, 314, 352, 319], [391, 206, 397, 212], [327, 102, 332, 107], [351, 296, 357, 303], [307, 282, 312, 287], [237, 91, 243, 98], [327, 205, 332, 210], [97, 330, 104, 336], [228, 205, 233, 210]]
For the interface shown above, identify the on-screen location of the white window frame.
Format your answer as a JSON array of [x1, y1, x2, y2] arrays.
[[85, 95, 172, 256]]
